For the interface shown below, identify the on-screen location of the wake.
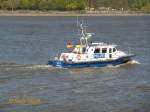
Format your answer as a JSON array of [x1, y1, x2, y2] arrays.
[[0, 62, 51, 70], [0, 60, 140, 70], [127, 60, 140, 65], [106, 60, 140, 68]]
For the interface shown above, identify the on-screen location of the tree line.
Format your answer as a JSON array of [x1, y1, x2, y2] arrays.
[[0, 0, 150, 12], [89, 0, 150, 12], [0, 0, 86, 11]]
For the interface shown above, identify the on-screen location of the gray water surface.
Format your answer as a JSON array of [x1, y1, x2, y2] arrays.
[[0, 16, 150, 112]]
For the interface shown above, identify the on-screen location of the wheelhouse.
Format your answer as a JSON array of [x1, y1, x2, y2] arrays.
[[85, 44, 118, 59]]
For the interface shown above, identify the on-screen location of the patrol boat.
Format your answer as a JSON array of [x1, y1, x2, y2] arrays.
[[48, 24, 135, 68]]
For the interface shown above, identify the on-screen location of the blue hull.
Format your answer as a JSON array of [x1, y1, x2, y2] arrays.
[[48, 55, 135, 68]]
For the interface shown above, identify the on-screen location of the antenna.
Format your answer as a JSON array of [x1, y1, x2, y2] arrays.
[[76, 16, 81, 36]]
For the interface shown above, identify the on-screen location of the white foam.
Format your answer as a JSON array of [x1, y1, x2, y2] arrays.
[[128, 60, 141, 64], [106, 65, 117, 68], [105, 60, 140, 68], [23, 64, 50, 70]]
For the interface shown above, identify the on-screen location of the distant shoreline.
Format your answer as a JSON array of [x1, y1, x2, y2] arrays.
[[0, 10, 150, 16]]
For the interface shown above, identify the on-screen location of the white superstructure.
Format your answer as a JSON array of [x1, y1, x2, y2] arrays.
[[57, 24, 129, 63]]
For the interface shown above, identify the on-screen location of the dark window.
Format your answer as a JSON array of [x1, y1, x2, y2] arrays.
[[113, 48, 116, 52], [102, 48, 107, 53], [109, 54, 112, 58], [94, 48, 100, 53], [109, 48, 112, 53], [82, 47, 86, 53]]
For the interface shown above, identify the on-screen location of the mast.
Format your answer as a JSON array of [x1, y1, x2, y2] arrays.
[[80, 24, 88, 47], [79, 23, 93, 48]]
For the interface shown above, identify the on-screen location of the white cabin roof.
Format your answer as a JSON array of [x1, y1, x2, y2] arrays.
[[90, 42, 117, 48]]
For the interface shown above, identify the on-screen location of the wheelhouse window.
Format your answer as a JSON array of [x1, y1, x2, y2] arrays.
[[109, 48, 112, 53], [113, 48, 117, 52], [102, 48, 107, 53], [94, 48, 100, 53]]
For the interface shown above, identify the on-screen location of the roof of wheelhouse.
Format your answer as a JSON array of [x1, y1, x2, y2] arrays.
[[89, 42, 117, 47]]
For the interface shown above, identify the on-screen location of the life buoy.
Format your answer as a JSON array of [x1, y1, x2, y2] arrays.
[[76, 54, 81, 60]]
